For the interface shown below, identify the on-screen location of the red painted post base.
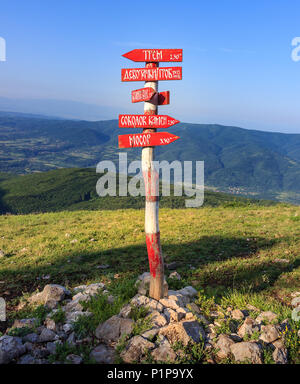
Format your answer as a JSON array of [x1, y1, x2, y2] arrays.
[[145, 232, 165, 300]]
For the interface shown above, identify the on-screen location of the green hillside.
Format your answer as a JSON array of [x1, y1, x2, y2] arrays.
[[0, 113, 300, 203], [0, 168, 277, 215]]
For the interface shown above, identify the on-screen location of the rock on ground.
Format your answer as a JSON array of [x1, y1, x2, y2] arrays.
[[237, 318, 260, 338], [230, 342, 262, 364], [28, 284, 70, 308], [121, 336, 155, 363], [215, 334, 235, 359], [90, 344, 116, 364], [0, 336, 26, 364], [95, 315, 133, 343], [159, 320, 205, 346], [231, 309, 245, 320], [291, 296, 300, 307], [66, 354, 83, 364], [256, 311, 278, 324], [259, 325, 280, 343], [151, 337, 177, 362]]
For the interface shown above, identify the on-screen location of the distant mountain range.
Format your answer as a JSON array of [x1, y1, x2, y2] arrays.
[[0, 111, 299, 204]]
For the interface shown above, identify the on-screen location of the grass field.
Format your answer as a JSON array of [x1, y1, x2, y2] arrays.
[[0, 204, 299, 316]]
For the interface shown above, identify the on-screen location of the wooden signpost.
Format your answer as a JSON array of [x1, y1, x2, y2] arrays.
[[119, 49, 182, 300]]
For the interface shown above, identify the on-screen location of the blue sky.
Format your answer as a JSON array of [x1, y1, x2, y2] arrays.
[[0, 0, 300, 133]]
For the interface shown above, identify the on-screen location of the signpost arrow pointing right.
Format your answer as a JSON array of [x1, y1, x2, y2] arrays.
[[118, 132, 180, 148], [119, 114, 180, 129]]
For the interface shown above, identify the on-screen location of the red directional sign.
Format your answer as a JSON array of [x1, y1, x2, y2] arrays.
[[121, 67, 182, 82], [122, 49, 182, 62], [119, 114, 180, 129], [131, 88, 170, 105], [132, 87, 156, 103], [118, 132, 180, 148]]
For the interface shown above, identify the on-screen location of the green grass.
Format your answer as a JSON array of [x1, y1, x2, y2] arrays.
[[0, 204, 299, 362], [0, 204, 299, 308], [0, 167, 277, 215]]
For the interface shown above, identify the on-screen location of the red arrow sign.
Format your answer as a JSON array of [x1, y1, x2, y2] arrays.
[[132, 87, 156, 103], [122, 49, 183, 62], [119, 114, 180, 129], [131, 88, 170, 105], [121, 67, 182, 82], [118, 132, 180, 148]]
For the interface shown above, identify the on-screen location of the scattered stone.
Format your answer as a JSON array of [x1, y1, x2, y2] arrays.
[[70, 239, 78, 244], [230, 342, 262, 364], [65, 311, 91, 323], [147, 311, 168, 327], [151, 337, 177, 362], [246, 304, 260, 312], [273, 347, 288, 364], [66, 332, 76, 346], [231, 309, 245, 320], [90, 344, 115, 364], [12, 318, 37, 329], [291, 296, 300, 308], [32, 346, 50, 359], [273, 258, 289, 264], [187, 302, 201, 314], [45, 318, 56, 331], [66, 354, 83, 364], [256, 311, 278, 324], [0, 250, 5, 258], [23, 333, 39, 343], [46, 342, 57, 355], [291, 292, 300, 298], [135, 273, 168, 297], [24, 342, 33, 352], [96, 264, 110, 269], [38, 328, 56, 343], [141, 328, 159, 340], [0, 336, 26, 364], [164, 308, 184, 323], [64, 299, 84, 313], [259, 325, 280, 343], [119, 304, 132, 318], [62, 323, 73, 334], [131, 295, 163, 312], [160, 297, 183, 311], [17, 354, 35, 364], [166, 262, 178, 270], [169, 271, 181, 280], [176, 286, 198, 299], [73, 285, 88, 293], [159, 320, 205, 346], [121, 336, 155, 363], [215, 334, 235, 359], [229, 333, 242, 342], [238, 318, 260, 338], [29, 284, 70, 308], [95, 315, 133, 343]]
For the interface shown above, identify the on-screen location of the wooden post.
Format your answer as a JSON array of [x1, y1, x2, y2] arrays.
[[142, 62, 165, 300]]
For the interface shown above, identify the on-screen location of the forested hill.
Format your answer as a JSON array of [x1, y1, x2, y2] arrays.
[[0, 112, 300, 203]]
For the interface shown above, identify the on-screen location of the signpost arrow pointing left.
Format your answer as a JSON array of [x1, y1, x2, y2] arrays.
[[118, 114, 180, 129]]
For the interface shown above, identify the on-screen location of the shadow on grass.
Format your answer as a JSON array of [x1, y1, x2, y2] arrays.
[[1, 235, 298, 303], [0, 187, 9, 214]]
